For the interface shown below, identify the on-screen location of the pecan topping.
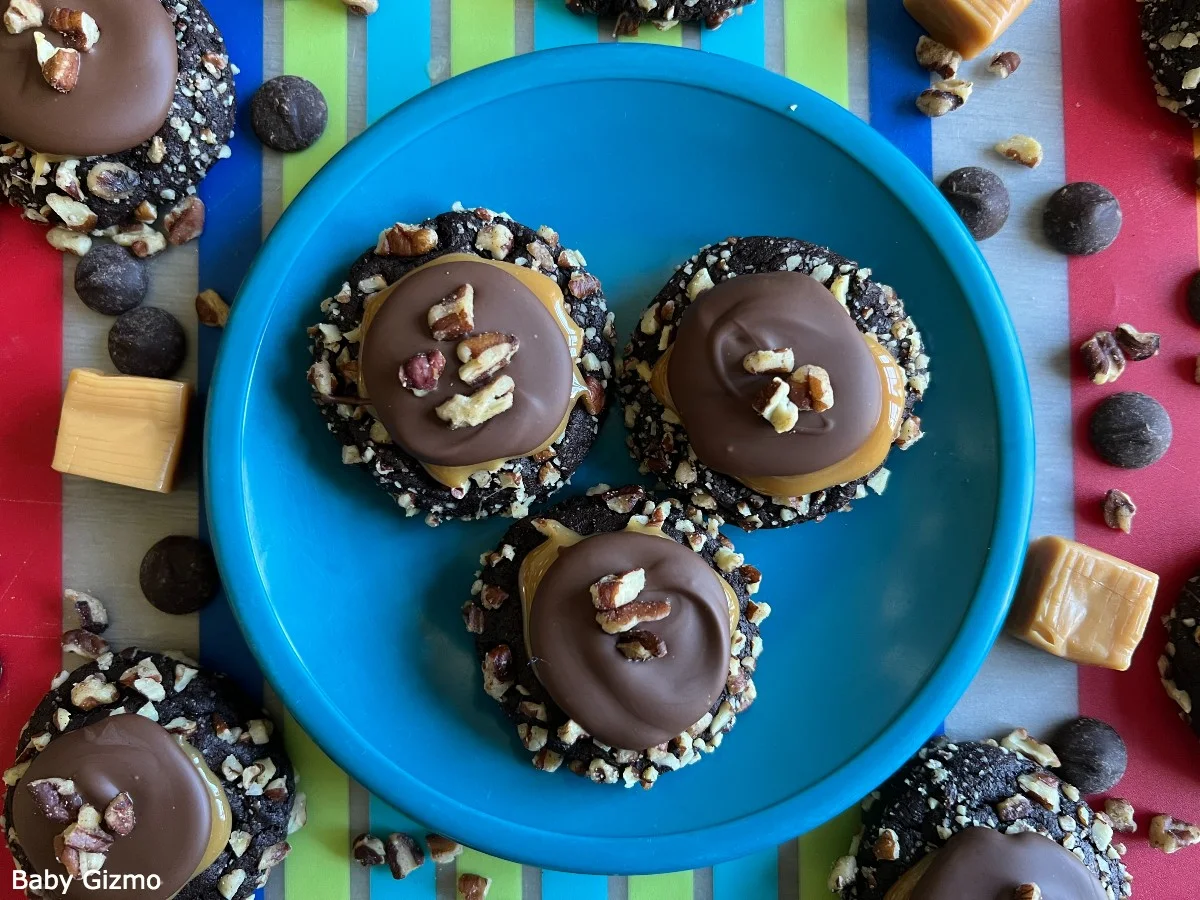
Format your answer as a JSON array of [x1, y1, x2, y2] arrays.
[[1102, 489, 1136, 534], [86, 161, 140, 201], [1013, 885, 1041, 900], [34, 30, 79, 92], [425, 833, 463, 864], [26, 777, 83, 822], [1113, 323, 1161, 361], [916, 79, 972, 117], [375, 222, 438, 257], [435, 374, 515, 429], [61, 805, 114, 853], [1149, 814, 1200, 853], [46, 193, 95, 232], [1017, 771, 1061, 812], [790, 364, 834, 412], [989, 50, 1021, 78], [915, 35, 961, 78], [457, 332, 520, 386], [873, 828, 900, 861], [70, 674, 117, 710], [352, 833, 385, 866], [582, 375, 605, 415], [398, 349, 446, 396], [384, 833, 424, 879], [458, 873, 492, 900], [48, 7, 99, 51], [589, 568, 646, 610], [568, 272, 601, 299], [1080, 331, 1125, 385], [616, 629, 668, 661], [4, 0, 43, 33], [481, 644, 514, 700], [61, 628, 109, 660], [995, 134, 1044, 168], [1000, 727, 1061, 767], [428, 284, 475, 340], [103, 791, 135, 836], [164, 196, 206, 245], [751, 377, 798, 433], [462, 602, 485, 634], [475, 222, 514, 260], [196, 289, 230, 328], [742, 348, 794, 375], [596, 597, 671, 634], [1105, 797, 1137, 832]]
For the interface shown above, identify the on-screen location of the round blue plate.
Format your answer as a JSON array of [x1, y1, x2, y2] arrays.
[[207, 44, 1034, 875]]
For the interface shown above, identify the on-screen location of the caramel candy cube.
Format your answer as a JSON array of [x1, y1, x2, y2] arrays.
[[52, 369, 191, 493], [1008, 536, 1158, 671], [904, 0, 1033, 59]]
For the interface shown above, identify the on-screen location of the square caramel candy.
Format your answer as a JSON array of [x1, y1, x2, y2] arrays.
[[1008, 536, 1158, 671], [904, 0, 1033, 59], [52, 369, 191, 493]]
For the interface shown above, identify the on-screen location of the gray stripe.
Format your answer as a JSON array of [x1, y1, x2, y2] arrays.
[[764, 0, 784, 74]]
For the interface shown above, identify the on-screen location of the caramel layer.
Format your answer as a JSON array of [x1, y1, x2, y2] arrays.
[[903, 0, 1033, 59]]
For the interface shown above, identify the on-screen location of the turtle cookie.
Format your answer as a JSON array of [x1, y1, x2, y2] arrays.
[[830, 733, 1132, 900], [1161, 570, 1200, 736], [2, 648, 302, 900], [0, 0, 235, 245], [462, 486, 765, 786], [618, 236, 929, 530], [566, 0, 753, 35], [1141, 0, 1200, 124], [307, 206, 615, 526]]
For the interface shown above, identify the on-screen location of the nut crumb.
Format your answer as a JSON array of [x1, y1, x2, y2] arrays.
[[1102, 489, 1136, 534], [989, 50, 1021, 78], [916, 79, 972, 117], [751, 377, 798, 433], [1080, 331, 1125, 385], [915, 35, 961, 78], [995, 134, 1044, 168], [1149, 814, 1200, 853]]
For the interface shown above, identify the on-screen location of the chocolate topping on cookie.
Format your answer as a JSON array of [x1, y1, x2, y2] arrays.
[[526, 530, 731, 750], [11, 715, 227, 899], [360, 256, 579, 470], [0, 0, 179, 157], [912, 828, 1107, 900], [667, 271, 887, 477]]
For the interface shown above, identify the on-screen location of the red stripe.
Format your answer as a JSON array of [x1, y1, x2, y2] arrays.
[[1064, 0, 1200, 893], [0, 209, 62, 896]]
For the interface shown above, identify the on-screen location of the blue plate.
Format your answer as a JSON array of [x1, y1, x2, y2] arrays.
[[207, 45, 1034, 874]]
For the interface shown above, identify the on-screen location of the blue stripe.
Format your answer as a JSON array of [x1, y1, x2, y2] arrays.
[[699, 2, 765, 66], [367, 4, 432, 125], [533, 1, 598, 50], [197, 0, 265, 698], [367, 798, 438, 896], [866, 0, 932, 176], [542, 870, 609, 900]]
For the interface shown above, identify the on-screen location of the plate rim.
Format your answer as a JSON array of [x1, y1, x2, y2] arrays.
[[206, 43, 1035, 875]]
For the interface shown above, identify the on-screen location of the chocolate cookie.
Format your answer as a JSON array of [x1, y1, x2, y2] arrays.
[[307, 206, 615, 526], [1161, 571, 1200, 737], [618, 236, 929, 530], [1141, 0, 1200, 123], [2, 649, 301, 900], [0, 0, 236, 236], [566, 0, 751, 34], [463, 487, 764, 786], [833, 736, 1132, 900]]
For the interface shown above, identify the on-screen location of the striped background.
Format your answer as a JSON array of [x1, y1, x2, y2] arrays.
[[3, 0, 1200, 897]]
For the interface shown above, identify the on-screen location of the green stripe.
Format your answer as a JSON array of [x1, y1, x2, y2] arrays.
[[617, 23, 684, 45], [451, 0, 516, 74], [798, 807, 860, 899], [784, 0, 849, 107], [281, 4, 350, 900], [628, 871, 693, 900], [457, 848, 523, 900]]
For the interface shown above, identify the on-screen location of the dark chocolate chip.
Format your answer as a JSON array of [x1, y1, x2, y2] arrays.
[[139, 536, 219, 615], [1089, 391, 1173, 469], [251, 75, 328, 153], [1043, 182, 1122, 255], [939, 166, 1010, 240], [74, 244, 149, 316], [108, 307, 186, 378], [1052, 716, 1128, 793], [1187, 272, 1200, 326]]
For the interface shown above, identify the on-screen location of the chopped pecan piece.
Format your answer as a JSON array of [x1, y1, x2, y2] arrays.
[[1012, 885, 1041, 900], [873, 828, 900, 861], [915, 35, 961, 78], [590, 568, 646, 610], [34, 31, 79, 92], [48, 7, 99, 51], [751, 377, 798, 433], [790, 364, 834, 412], [1080, 331, 1125, 385], [384, 833, 424, 879], [995, 134, 1044, 168], [26, 777, 83, 822], [475, 222, 514, 260], [1113, 323, 1160, 361], [568, 272, 601, 299], [4, 0, 43, 34], [46, 193, 95, 232], [742, 348, 795, 375], [398, 349, 446, 396], [481, 644, 514, 700], [1102, 489, 1136, 534], [435, 375, 515, 429], [103, 791, 136, 836], [916, 79, 972, 117], [1149, 814, 1200, 853], [375, 222, 438, 257], [596, 597, 671, 634], [70, 674, 117, 710], [458, 873, 492, 900], [196, 289, 230, 328], [61, 628, 109, 660], [457, 332, 520, 386], [428, 284, 475, 340], [582, 375, 605, 415], [1105, 797, 1137, 833], [86, 161, 140, 201], [425, 833, 463, 864], [989, 50, 1021, 78], [616, 629, 668, 660], [352, 833, 385, 866], [164, 196, 206, 245], [1000, 728, 1061, 767]]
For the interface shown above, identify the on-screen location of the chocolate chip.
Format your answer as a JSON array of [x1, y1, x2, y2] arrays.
[[1052, 716, 1127, 793], [1043, 182, 1122, 255], [939, 166, 1010, 240], [108, 307, 186, 379], [74, 244, 148, 316], [139, 536, 219, 615], [1089, 391, 1172, 469], [250, 75, 328, 153], [1187, 271, 1200, 326]]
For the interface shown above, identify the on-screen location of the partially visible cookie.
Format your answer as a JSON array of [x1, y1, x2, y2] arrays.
[[3, 648, 300, 900], [1161, 571, 1200, 734], [833, 737, 1132, 900], [1141, 0, 1200, 124], [566, 0, 752, 34], [463, 487, 764, 787], [307, 206, 615, 526]]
